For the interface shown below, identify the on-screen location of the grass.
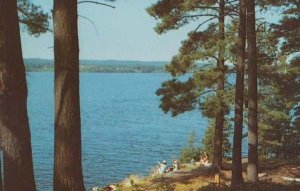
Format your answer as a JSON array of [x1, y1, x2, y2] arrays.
[[197, 182, 300, 191], [104, 161, 300, 191]]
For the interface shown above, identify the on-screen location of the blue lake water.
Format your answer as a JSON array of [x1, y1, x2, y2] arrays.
[[27, 72, 209, 191]]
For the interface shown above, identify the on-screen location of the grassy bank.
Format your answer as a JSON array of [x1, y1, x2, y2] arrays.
[[96, 160, 300, 191]]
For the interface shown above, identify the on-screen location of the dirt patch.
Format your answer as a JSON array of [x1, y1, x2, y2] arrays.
[[261, 165, 300, 183], [119, 163, 300, 191]]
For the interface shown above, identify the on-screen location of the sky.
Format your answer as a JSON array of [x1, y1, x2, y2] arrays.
[[21, 0, 279, 62], [21, 0, 197, 61]]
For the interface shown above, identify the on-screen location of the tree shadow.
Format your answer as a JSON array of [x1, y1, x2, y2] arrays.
[[151, 167, 217, 185], [197, 182, 300, 191]]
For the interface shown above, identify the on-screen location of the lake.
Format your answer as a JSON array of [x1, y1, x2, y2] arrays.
[[27, 72, 209, 190]]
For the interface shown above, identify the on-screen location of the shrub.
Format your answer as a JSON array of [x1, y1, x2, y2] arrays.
[[200, 120, 232, 160], [179, 131, 201, 163]]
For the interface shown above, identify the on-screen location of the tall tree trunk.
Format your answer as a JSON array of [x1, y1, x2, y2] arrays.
[[0, 1, 36, 191], [213, 0, 225, 169], [246, 0, 259, 183], [231, 0, 246, 187], [53, 0, 85, 190], [0, 157, 3, 191]]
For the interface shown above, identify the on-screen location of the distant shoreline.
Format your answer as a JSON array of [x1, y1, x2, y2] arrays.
[[24, 58, 167, 73], [26, 70, 167, 73]]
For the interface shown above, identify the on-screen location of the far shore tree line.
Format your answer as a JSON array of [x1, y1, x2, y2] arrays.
[[24, 59, 167, 73], [0, 0, 299, 191]]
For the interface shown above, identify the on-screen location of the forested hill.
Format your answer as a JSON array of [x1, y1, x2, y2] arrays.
[[24, 58, 167, 73]]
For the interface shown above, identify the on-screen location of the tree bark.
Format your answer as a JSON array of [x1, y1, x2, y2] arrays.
[[53, 0, 85, 190], [0, 1, 36, 191], [212, 0, 225, 169], [231, 0, 246, 187], [246, 0, 259, 183], [0, 157, 3, 191]]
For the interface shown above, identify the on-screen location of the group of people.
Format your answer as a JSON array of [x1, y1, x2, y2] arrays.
[[156, 153, 211, 175], [101, 185, 116, 191], [156, 160, 179, 175], [195, 152, 211, 167]]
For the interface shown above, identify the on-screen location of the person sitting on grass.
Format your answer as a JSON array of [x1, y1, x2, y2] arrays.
[[172, 160, 179, 171], [195, 153, 211, 167], [200, 153, 211, 167], [157, 160, 167, 175], [165, 160, 179, 173], [102, 185, 116, 191]]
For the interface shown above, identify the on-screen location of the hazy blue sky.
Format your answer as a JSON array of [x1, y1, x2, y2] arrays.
[[21, 1, 279, 61], [21, 0, 197, 61]]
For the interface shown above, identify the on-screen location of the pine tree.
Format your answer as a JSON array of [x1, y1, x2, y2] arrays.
[[0, 0, 36, 190], [231, 0, 246, 187], [200, 120, 232, 160], [257, 0, 300, 160], [246, 0, 259, 182], [0, 1, 49, 190], [0, 158, 2, 191], [53, 0, 85, 190], [274, 0, 300, 129], [52, 1, 115, 190], [148, 0, 236, 169], [280, 0, 300, 158], [213, 0, 226, 169], [17, 0, 51, 36]]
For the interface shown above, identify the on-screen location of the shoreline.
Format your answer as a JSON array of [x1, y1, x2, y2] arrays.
[[92, 160, 300, 191]]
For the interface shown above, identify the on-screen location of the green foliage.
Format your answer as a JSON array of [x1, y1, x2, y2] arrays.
[[156, 78, 198, 117], [256, 3, 300, 160], [200, 124, 214, 158], [147, 0, 218, 34], [17, 0, 50, 36], [165, 24, 220, 77], [273, 0, 300, 132], [194, 68, 222, 90], [179, 123, 232, 164], [150, 0, 300, 166], [149, 0, 235, 121], [200, 120, 232, 159], [273, 2, 300, 55], [200, 91, 230, 119], [179, 131, 200, 163]]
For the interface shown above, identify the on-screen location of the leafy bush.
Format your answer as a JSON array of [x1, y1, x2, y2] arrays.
[[200, 120, 232, 160], [179, 119, 232, 164], [179, 131, 201, 163]]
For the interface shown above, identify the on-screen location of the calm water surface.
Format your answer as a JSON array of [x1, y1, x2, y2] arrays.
[[27, 72, 208, 190]]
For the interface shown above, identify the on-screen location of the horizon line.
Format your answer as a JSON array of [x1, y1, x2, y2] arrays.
[[24, 57, 170, 63]]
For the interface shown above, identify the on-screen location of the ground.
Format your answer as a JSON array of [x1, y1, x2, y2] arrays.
[[114, 160, 300, 191]]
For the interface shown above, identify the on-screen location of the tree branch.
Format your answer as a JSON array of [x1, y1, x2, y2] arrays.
[[195, 6, 219, 11], [78, 15, 99, 38], [17, 7, 53, 33], [181, 14, 218, 19], [199, 89, 217, 97], [212, 55, 220, 63], [192, 17, 218, 34], [225, 0, 238, 5], [78, 1, 115, 9]]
